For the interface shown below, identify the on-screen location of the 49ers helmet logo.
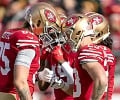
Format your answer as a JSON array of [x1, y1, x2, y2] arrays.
[[44, 9, 56, 23], [90, 16, 103, 25], [65, 16, 78, 27]]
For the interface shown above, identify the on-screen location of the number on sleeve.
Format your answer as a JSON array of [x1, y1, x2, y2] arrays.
[[0, 42, 10, 75]]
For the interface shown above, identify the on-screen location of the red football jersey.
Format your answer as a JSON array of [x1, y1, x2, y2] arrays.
[[0, 29, 40, 96], [46, 44, 75, 100], [100, 45, 116, 100], [73, 44, 116, 100]]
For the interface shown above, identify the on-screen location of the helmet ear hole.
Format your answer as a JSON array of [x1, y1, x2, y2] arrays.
[[79, 16, 83, 18], [96, 33, 100, 38], [76, 31, 81, 35], [75, 38, 77, 40], [37, 20, 41, 27], [101, 31, 103, 35]]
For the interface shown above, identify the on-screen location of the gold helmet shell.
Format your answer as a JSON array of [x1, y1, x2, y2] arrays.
[[85, 12, 110, 44], [62, 13, 93, 51], [25, 2, 61, 35]]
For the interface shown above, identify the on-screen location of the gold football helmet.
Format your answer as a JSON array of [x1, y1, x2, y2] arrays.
[[85, 12, 110, 44], [62, 14, 94, 51], [25, 2, 64, 48]]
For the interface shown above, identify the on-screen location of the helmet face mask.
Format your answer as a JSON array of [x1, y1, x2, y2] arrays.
[[63, 27, 78, 52], [39, 25, 66, 49]]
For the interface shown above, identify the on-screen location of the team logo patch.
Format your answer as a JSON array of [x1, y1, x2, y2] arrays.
[[60, 17, 66, 24], [90, 16, 103, 25], [44, 9, 56, 23], [65, 16, 78, 27]]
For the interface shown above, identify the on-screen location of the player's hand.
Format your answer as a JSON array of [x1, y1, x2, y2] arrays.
[[50, 76, 64, 89], [51, 46, 64, 63], [38, 68, 54, 83], [41, 48, 50, 60]]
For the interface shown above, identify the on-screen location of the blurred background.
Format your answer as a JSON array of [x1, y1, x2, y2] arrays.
[[0, 0, 119, 100]]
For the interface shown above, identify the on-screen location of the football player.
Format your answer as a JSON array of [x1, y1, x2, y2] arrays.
[[37, 9, 75, 100], [30, 2, 63, 100], [61, 13, 116, 100], [0, 2, 60, 100], [86, 12, 116, 100]]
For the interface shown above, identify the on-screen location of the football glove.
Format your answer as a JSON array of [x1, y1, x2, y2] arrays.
[[50, 76, 69, 91], [38, 68, 54, 82], [51, 46, 64, 63]]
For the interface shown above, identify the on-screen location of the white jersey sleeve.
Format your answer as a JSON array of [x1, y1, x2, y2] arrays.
[[14, 49, 35, 68]]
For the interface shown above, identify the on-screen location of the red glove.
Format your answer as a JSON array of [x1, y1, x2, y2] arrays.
[[40, 48, 50, 60], [51, 46, 64, 63]]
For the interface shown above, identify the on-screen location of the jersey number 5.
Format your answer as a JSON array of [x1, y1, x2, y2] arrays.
[[0, 42, 10, 75]]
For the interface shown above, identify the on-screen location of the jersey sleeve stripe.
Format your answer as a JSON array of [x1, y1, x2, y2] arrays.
[[18, 40, 39, 43], [108, 57, 114, 60], [108, 60, 114, 63], [78, 56, 86, 59], [79, 53, 101, 57], [80, 59, 98, 64], [16, 43, 39, 48], [97, 57, 103, 61], [107, 54, 113, 56], [81, 49, 102, 54]]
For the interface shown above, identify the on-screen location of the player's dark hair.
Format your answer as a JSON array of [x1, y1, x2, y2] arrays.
[[23, 21, 30, 28], [100, 36, 113, 50], [23, 21, 32, 32]]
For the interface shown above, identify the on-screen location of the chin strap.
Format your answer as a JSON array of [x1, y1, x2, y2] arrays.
[[103, 32, 110, 40], [93, 32, 110, 44], [29, 14, 33, 30]]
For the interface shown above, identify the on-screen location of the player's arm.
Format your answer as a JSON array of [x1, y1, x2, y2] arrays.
[[37, 67, 53, 91], [61, 62, 74, 96], [38, 57, 73, 95], [51, 46, 74, 82], [106, 64, 115, 100], [37, 48, 53, 91], [50, 46, 74, 95], [50, 74, 73, 96], [14, 49, 35, 100], [82, 62, 108, 100], [65, 84, 73, 96], [37, 59, 49, 91], [60, 82, 73, 96]]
